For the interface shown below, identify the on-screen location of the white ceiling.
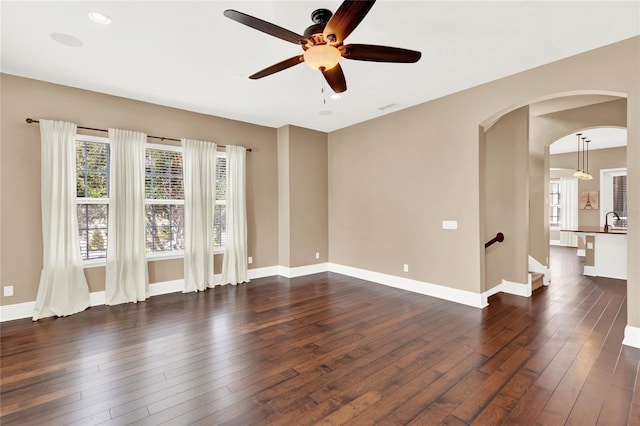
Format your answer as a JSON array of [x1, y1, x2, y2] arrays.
[[1, 1, 639, 133], [549, 127, 627, 154]]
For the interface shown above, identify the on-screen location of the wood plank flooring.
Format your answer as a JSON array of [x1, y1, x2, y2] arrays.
[[1, 247, 638, 425]]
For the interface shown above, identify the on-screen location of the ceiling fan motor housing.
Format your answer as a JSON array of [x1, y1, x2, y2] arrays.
[[304, 9, 334, 40]]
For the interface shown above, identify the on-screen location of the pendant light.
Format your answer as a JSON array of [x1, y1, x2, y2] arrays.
[[584, 138, 593, 180], [573, 133, 585, 178], [571, 132, 594, 180]]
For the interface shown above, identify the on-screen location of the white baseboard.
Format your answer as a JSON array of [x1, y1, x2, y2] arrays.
[[550, 240, 562, 246], [327, 263, 486, 308], [0, 262, 517, 322], [248, 266, 280, 279], [482, 277, 532, 305], [149, 279, 184, 296], [500, 279, 532, 297], [0, 266, 295, 322], [623, 326, 640, 348], [0, 301, 36, 322], [278, 263, 329, 278], [583, 265, 597, 276]]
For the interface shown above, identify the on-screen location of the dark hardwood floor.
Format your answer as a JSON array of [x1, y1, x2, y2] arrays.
[[1, 247, 639, 425]]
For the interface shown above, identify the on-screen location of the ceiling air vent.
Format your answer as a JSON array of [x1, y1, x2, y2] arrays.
[[378, 103, 400, 111]]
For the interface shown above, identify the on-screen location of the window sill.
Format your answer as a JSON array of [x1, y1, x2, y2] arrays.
[[82, 249, 225, 269]]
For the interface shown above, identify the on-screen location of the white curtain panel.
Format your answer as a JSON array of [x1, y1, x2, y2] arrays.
[[560, 176, 578, 247], [33, 120, 91, 320], [105, 128, 149, 305], [221, 145, 249, 285], [182, 138, 217, 292]]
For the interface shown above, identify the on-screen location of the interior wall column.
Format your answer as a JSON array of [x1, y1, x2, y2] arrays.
[[277, 125, 329, 270]]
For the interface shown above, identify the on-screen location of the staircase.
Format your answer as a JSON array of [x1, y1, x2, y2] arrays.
[[530, 272, 544, 291]]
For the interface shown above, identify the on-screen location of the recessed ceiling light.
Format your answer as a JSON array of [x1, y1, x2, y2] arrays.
[[319, 110, 333, 116], [330, 94, 342, 101], [50, 33, 83, 47], [88, 12, 113, 25]]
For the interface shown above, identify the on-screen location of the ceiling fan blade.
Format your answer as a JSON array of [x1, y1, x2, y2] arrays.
[[249, 55, 305, 79], [224, 9, 308, 45], [323, 1, 376, 45], [342, 44, 422, 63], [322, 64, 347, 93]]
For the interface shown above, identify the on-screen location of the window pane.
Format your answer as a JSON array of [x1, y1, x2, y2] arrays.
[[77, 203, 108, 260], [613, 175, 627, 217], [171, 176, 184, 199], [145, 148, 184, 254], [216, 156, 226, 201], [612, 175, 627, 227], [214, 204, 226, 247], [76, 140, 109, 198], [145, 148, 183, 201], [86, 172, 108, 197], [145, 204, 184, 253]]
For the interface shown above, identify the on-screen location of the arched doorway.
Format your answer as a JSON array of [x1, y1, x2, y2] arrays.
[[480, 93, 627, 302]]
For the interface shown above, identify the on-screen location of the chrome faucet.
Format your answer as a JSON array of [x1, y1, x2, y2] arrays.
[[604, 211, 620, 232]]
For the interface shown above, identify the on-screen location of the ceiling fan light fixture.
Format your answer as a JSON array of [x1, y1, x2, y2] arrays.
[[303, 45, 341, 71]]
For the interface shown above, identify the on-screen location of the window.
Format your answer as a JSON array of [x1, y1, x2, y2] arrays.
[[600, 168, 627, 228], [549, 179, 560, 227], [76, 136, 110, 260], [145, 145, 184, 254], [612, 175, 627, 227], [214, 153, 227, 248], [75, 137, 225, 262]]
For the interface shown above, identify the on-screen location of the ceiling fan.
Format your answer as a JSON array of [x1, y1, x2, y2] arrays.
[[223, 0, 421, 93]]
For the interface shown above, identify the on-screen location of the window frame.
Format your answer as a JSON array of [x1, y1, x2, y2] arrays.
[[76, 134, 111, 266], [145, 142, 186, 260], [549, 178, 561, 229]]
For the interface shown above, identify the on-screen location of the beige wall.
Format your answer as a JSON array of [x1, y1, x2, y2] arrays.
[[0, 74, 279, 305], [528, 129, 547, 265], [483, 106, 530, 289], [278, 125, 328, 268], [329, 37, 639, 330]]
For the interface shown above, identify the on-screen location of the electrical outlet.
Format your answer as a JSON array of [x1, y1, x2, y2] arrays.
[[403, 264, 409, 273], [248, 256, 253, 264], [4, 286, 14, 297], [315, 252, 320, 259]]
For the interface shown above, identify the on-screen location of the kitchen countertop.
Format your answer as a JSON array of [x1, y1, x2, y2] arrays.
[[561, 226, 627, 235]]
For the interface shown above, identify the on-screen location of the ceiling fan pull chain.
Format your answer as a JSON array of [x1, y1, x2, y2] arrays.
[[322, 76, 326, 105]]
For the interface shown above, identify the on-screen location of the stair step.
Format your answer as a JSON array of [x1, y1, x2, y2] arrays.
[[530, 272, 544, 290]]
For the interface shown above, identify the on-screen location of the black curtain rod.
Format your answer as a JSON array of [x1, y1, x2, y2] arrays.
[[25, 118, 252, 152]]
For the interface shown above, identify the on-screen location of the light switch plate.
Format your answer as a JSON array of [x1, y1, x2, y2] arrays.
[[442, 220, 458, 230]]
